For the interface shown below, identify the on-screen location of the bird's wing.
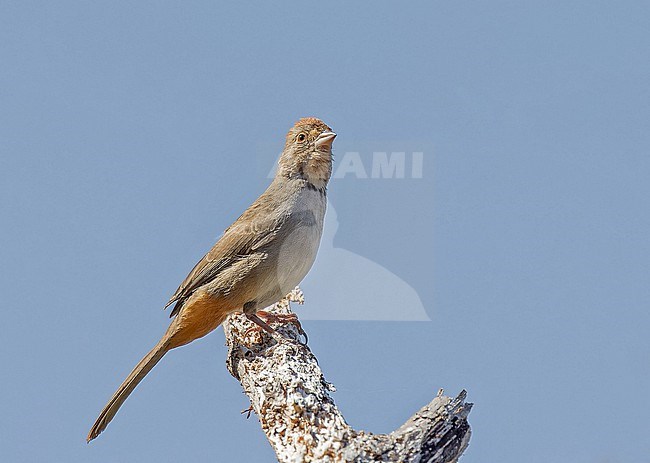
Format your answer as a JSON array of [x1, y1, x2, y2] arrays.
[[165, 196, 286, 316]]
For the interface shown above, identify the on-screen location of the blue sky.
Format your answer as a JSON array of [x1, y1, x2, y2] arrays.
[[1, 2, 649, 462]]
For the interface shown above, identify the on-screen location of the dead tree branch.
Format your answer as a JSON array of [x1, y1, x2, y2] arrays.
[[224, 289, 472, 463]]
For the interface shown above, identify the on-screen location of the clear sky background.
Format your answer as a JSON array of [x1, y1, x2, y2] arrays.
[[1, 2, 649, 462]]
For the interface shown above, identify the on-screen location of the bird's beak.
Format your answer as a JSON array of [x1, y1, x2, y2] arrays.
[[314, 131, 337, 151]]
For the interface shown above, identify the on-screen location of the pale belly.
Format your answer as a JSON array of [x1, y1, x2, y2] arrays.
[[255, 188, 326, 308]]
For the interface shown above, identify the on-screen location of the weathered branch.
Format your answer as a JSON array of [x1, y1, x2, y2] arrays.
[[224, 289, 472, 462]]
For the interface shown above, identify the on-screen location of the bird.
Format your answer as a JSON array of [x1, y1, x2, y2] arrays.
[[87, 117, 336, 442]]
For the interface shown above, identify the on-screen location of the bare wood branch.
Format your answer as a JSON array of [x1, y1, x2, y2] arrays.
[[224, 289, 472, 463]]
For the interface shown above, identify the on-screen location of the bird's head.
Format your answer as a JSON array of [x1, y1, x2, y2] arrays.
[[277, 117, 336, 190]]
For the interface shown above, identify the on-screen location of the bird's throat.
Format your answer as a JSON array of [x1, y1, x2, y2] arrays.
[[302, 153, 332, 191]]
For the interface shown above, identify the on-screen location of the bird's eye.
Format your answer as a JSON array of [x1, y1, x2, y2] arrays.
[[297, 133, 307, 142]]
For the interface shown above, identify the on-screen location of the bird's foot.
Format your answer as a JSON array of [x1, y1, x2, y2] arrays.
[[256, 310, 301, 327], [258, 310, 308, 345], [244, 310, 308, 345]]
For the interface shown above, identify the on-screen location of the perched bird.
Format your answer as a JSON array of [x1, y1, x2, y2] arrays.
[[87, 117, 336, 442]]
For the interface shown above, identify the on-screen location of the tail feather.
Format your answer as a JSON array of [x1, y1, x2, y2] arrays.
[[87, 339, 170, 442]]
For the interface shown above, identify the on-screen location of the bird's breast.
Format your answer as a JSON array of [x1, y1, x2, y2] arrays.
[[258, 187, 326, 307], [279, 188, 326, 282]]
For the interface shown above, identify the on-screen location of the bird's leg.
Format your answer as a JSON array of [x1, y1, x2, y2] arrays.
[[243, 301, 284, 342], [243, 302, 307, 344], [245, 312, 277, 336], [256, 310, 302, 328], [256, 310, 308, 345]]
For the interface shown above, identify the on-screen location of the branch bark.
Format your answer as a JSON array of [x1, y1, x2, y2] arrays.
[[224, 289, 472, 463]]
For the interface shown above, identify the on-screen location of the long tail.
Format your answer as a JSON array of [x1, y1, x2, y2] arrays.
[[86, 338, 171, 442]]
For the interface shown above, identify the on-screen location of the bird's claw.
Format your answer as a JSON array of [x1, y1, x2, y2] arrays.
[[243, 310, 308, 345]]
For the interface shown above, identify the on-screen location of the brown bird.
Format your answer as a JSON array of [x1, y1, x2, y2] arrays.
[[87, 117, 336, 442]]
